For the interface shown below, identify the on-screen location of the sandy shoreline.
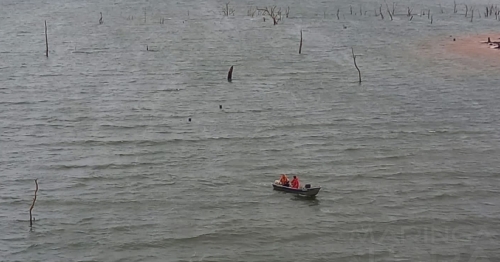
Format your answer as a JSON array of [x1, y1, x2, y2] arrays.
[[446, 33, 500, 63]]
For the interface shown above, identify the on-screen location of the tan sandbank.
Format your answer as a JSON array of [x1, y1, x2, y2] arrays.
[[447, 33, 500, 62]]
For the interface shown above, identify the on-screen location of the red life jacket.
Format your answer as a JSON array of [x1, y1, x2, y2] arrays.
[[291, 178, 299, 188]]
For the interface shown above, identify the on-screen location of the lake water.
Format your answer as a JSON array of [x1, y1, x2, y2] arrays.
[[1, 0, 499, 261]]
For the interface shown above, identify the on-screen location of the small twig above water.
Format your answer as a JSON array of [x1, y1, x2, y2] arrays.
[[30, 179, 38, 228], [351, 47, 361, 84]]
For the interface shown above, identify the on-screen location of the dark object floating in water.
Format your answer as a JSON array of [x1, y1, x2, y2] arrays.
[[227, 66, 233, 82], [272, 181, 321, 197], [480, 36, 500, 48], [219, 105, 222, 109], [188, 118, 191, 122]]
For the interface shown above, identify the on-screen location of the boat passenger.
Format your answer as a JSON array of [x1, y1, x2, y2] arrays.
[[280, 174, 290, 187], [290, 176, 300, 189]]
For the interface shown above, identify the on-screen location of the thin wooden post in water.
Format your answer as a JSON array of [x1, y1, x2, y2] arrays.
[[44, 21, 48, 57], [299, 30, 303, 54], [351, 48, 361, 83], [29, 179, 38, 227], [227, 66, 233, 82]]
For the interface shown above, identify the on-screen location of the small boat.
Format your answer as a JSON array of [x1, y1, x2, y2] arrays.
[[272, 181, 321, 197]]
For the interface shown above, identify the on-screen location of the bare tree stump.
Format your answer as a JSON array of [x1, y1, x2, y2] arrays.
[[227, 66, 233, 82], [299, 30, 303, 54]]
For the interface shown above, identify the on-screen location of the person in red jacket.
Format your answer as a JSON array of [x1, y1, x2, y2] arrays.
[[279, 174, 290, 187], [290, 176, 300, 189]]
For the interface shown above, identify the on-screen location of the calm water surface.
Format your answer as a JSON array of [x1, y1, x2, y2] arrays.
[[1, 0, 500, 261]]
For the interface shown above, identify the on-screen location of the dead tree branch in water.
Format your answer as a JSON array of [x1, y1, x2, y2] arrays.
[[44, 21, 48, 57], [337, 8, 340, 20], [379, 5, 384, 20], [454, 1, 457, 13], [257, 6, 280, 25], [465, 5, 468, 17], [386, 3, 393, 20], [247, 7, 256, 17], [223, 2, 235, 16], [351, 48, 361, 84], [299, 30, 303, 54], [227, 66, 233, 82], [29, 179, 38, 227]]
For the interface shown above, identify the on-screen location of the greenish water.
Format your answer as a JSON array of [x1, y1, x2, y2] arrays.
[[1, 0, 499, 261]]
